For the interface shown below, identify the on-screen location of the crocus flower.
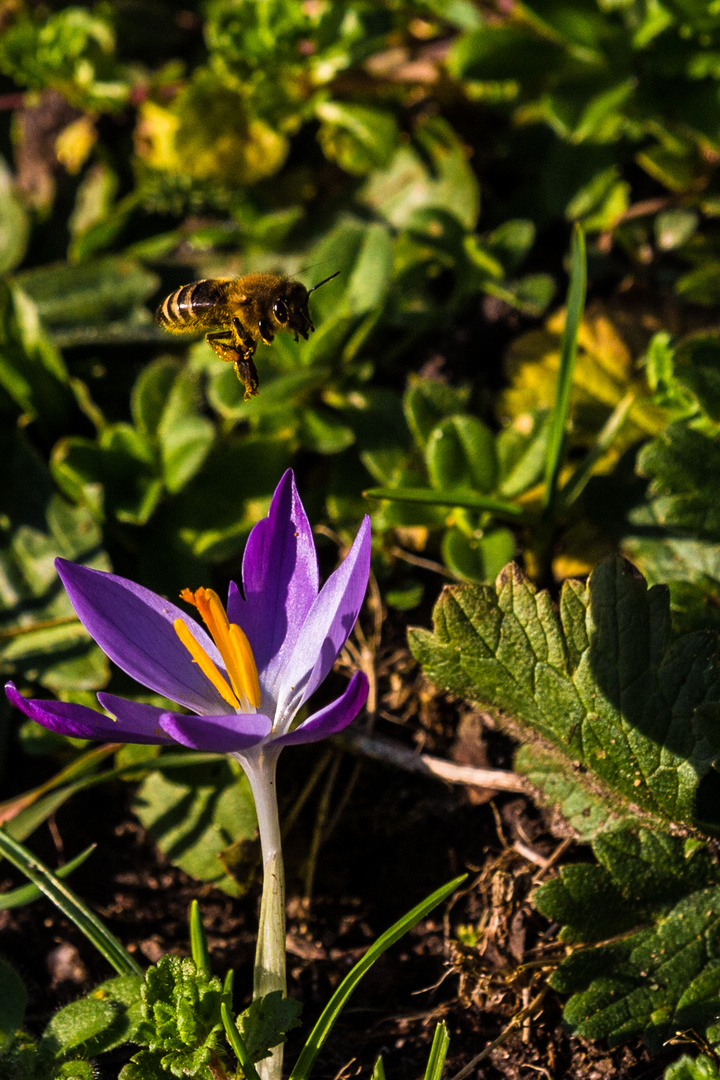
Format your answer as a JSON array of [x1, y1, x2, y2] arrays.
[[5, 470, 370, 759], [6, 469, 370, 1068]]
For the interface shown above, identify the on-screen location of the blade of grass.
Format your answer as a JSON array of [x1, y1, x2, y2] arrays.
[[289, 875, 466, 1080], [557, 391, 635, 512], [543, 223, 587, 512], [189, 899, 211, 975], [0, 751, 221, 845], [424, 1022, 450, 1080], [222, 1001, 261, 1080], [0, 828, 142, 976], [0, 842, 96, 910], [364, 487, 527, 520]]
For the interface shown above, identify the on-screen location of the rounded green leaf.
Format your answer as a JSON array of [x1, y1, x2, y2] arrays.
[[426, 415, 498, 494]]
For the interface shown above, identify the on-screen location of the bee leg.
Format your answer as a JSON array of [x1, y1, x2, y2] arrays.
[[205, 331, 260, 400], [233, 355, 259, 401]]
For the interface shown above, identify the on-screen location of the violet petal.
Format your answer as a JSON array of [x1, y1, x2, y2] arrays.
[[274, 516, 371, 728], [270, 671, 368, 747], [159, 710, 272, 753], [96, 692, 178, 744], [5, 681, 174, 744], [227, 471, 318, 701], [56, 558, 229, 715]]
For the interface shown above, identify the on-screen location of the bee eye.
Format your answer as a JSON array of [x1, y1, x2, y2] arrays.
[[273, 299, 289, 324]]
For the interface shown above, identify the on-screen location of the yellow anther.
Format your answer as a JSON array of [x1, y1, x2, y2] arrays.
[[173, 618, 240, 710], [229, 622, 261, 708], [178, 587, 261, 712]]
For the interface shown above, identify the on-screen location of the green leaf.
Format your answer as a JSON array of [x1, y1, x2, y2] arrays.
[[189, 901, 211, 977], [359, 117, 480, 231], [364, 485, 526, 519], [423, 1022, 450, 1080], [483, 219, 535, 272], [636, 424, 720, 540], [0, 956, 26, 1052], [289, 875, 465, 1080], [0, 283, 72, 431], [496, 410, 550, 499], [236, 991, 302, 1062], [122, 955, 226, 1080], [426, 416, 498, 495], [155, 369, 215, 494], [655, 209, 699, 251], [0, 843, 95, 909], [317, 102, 399, 175], [543, 224, 586, 510], [0, 828, 141, 976], [0, 436, 110, 694], [43, 997, 119, 1056], [409, 557, 720, 829], [403, 378, 472, 451], [52, 424, 162, 526], [221, 1003, 260, 1080], [298, 409, 355, 455], [534, 824, 718, 944], [442, 526, 515, 584], [15, 256, 159, 329], [132, 760, 257, 895], [665, 1056, 720, 1080], [0, 156, 29, 276], [551, 885, 720, 1048]]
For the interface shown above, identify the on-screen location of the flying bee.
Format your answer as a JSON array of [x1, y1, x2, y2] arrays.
[[156, 270, 340, 400]]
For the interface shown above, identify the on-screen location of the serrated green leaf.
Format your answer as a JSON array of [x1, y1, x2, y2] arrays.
[[410, 557, 720, 829], [122, 955, 225, 1080], [552, 885, 720, 1048], [237, 991, 302, 1063], [534, 822, 718, 944]]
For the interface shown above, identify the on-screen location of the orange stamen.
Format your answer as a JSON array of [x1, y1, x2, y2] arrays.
[[173, 618, 240, 710], [177, 587, 261, 711], [229, 622, 261, 708]]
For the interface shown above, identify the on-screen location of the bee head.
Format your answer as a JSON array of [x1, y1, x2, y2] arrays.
[[274, 280, 313, 339]]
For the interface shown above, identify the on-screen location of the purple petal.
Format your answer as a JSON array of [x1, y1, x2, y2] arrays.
[[270, 671, 368, 747], [274, 516, 371, 726], [96, 692, 177, 744], [56, 559, 229, 716], [159, 710, 272, 753], [5, 681, 174, 744], [227, 470, 318, 699]]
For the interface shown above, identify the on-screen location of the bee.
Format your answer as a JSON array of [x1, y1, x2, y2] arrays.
[[156, 270, 340, 400]]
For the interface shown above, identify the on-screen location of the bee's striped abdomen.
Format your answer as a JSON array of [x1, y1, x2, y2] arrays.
[[156, 279, 229, 332]]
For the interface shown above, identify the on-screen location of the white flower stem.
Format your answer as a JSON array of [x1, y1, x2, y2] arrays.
[[240, 749, 286, 1080]]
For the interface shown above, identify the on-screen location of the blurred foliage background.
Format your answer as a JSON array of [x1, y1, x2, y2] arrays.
[[3, 0, 720, 825]]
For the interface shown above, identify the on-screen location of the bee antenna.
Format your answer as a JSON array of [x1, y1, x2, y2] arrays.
[[307, 270, 340, 294]]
